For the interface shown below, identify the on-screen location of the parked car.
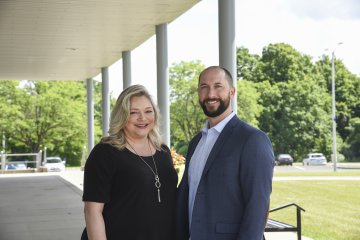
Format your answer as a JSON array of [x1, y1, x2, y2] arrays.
[[302, 153, 327, 165], [275, 154, 293, 166], [44, 157, 65, 172], [5, 163, 27, 170]]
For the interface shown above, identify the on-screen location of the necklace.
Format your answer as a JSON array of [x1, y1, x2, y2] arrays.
[[127, 140, 161, 203]]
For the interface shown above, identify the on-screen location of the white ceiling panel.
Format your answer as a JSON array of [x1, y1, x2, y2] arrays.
[[0, 0, 200, 80]]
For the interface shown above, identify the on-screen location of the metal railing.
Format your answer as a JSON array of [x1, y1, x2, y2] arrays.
[[0, 150, 42, 171]]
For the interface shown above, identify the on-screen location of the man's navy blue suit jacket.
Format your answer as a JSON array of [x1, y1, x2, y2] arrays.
[[176, 115, 274, 240]]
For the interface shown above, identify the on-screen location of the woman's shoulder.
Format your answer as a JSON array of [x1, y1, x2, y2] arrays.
[[92, 142, 115, 151], [90, 142, 125, 157], [160, 144, 171, 153], [86, 143, 126, 168]]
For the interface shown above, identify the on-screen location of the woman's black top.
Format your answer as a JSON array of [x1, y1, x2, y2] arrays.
[[82, 143, 178, 240]]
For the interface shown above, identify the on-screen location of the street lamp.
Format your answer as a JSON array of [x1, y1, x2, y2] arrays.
[[328, 42, 343, 172]]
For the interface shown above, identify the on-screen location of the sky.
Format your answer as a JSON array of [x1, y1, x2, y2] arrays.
[[95, 0, 360, 99]]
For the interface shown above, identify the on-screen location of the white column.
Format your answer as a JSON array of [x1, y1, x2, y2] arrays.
[[156, 24, 170, 146], [218, 0, 237, 113], [1, 151, 5, 171], [86, 78, 94, 156], [122, 51, 132, 89], [101, 67, 110, 137]]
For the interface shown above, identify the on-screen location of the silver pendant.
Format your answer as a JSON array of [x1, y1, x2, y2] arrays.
[[157, 189, 161, 203], [155, 175, 161, 203]]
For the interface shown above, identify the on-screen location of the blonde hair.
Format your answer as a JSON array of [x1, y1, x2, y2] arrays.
[[101, 84, 164, 151]]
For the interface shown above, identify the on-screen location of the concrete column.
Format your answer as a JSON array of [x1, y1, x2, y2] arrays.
[[101, 67, 110, 137], [1, 151, 5, 171], [86, 78, 94, 156], [219, 0, 237, 113], [156, 24, 170, 146], [36, 150, 42, 169], [43, 147, 47, 165], [122, 51, 132, 89]]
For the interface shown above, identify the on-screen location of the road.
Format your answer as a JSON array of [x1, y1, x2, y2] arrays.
[[274, 162, 360, 173]]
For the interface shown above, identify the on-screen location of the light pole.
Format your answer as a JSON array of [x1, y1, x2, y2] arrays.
[[330, 42, 343, 172]]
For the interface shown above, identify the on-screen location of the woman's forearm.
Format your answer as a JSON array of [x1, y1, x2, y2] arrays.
[[84, 202, 107, 240]]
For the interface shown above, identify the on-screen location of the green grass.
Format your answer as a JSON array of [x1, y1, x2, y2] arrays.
[[270, 179, 360, 240]]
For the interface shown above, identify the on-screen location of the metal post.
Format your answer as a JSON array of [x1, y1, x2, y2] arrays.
[[331, 51, 337, 172], [330, 42, 342, 172], [296, 207, 301, 240]]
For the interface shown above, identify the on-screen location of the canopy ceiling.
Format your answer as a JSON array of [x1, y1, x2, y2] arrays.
[[0, 0, 200, 81]]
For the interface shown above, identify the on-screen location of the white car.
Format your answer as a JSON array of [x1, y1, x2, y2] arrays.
[[302, 153, 327, 165], [44, 157, 66, 172], [5, 163, 27, 170]]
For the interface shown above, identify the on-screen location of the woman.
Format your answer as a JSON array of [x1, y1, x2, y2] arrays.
[[82, 85, 178, 240]]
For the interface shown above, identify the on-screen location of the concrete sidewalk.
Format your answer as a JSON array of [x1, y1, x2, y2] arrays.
[[0, 169, 312, 240], [0, 172, 85, 240]]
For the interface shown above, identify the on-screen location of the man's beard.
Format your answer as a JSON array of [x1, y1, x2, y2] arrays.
[[200, 94, 231, 118]]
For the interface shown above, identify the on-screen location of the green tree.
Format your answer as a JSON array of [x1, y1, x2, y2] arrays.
[[257, 78, 332, 161], [342, 118, 360, 162], [254, 43, 317, 85], [169, 61, 206, 154], [237, 80, 262, 127], [236, 46, 260, 80], [316, 56, 360, 140], [239, 43, 335, 161], [0, 80, 87, 166]]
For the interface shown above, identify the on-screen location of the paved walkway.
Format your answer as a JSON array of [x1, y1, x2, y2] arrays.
[[0, 169, 324, 240], [0, 172, 85, 240]]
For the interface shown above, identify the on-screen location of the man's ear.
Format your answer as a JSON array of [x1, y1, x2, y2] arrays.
[[230, 86, 236, 98]]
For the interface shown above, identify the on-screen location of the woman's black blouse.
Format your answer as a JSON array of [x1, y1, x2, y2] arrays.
[[82, 143, 178, 240]]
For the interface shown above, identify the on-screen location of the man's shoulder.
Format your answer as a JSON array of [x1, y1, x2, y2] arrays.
[[230, 116, 270, 139]]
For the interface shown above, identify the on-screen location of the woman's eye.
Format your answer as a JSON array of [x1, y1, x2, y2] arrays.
[[130, 111, 138, 115]]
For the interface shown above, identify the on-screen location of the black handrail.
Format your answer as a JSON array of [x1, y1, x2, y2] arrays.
[[267, 203, 305, 240]]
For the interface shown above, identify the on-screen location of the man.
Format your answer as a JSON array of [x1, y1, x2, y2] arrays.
[[176, 66, 274, 240]]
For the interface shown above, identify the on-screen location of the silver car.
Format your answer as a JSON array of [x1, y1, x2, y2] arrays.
[[302, 153, 327, 165]]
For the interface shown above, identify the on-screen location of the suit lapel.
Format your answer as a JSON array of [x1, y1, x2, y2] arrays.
[[201, 116, 239, 177]]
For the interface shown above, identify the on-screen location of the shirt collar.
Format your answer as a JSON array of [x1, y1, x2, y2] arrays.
[[202, 112, 236, 134]]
